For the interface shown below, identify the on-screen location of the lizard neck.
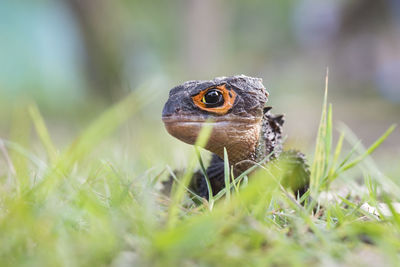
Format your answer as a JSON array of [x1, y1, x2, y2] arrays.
[[207, 121, 262, 167], [232, 108, 284, 173]]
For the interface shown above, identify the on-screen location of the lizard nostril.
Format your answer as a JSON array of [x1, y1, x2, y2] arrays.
[[175, 107, 181, 112]]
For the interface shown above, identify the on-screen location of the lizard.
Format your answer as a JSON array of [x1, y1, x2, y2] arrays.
[[162, 75, 309, 199]]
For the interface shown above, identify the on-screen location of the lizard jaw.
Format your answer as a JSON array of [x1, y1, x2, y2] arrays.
[[163, 117, 262, 164]]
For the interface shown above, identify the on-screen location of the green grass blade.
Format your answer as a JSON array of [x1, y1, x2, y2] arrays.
[[30, 87, 158, 198], [28, 103, 58, 164], [337, 141, 360, 169], [325, 104, 332, 173], [212, 156, 271, 201], [195, 147, 213, 204], [323, 132, 344, 186], [168, 122, 213, 228], [9, 104, 31, 192], [310, 69, 329, 193], [338, 123, 400, 196], [166, 165, 203, 203], [223, 147, 231, 203], [330, 132, 344, 174], [341, 124, 396, 172], [60, 88, 157, 171], [0, 139, 16, 177]]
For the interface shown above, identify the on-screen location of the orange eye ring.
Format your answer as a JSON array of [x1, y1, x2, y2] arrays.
[[192, 84, 237, 115]]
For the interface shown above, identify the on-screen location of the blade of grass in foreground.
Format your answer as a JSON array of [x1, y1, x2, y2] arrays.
[[195, 147, 214, 206], [60, 86, 158, 171], [167, 122, 213, 228], [310, 69, 330, 193], [28, 103, 58, 165], [324, 132, 344, 187], [166, 165, 204, 203], [212, 155, 272, 201], [340, 124, 396, 172], [9, 104, 31, 193], [30, 85, 159, 197], [223, 147, 231, 203], [339, 123, 399, 196], [155, 157, 284, 263], [325, 104, 333, 171]]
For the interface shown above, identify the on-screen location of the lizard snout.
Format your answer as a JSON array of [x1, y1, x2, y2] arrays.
[[162, 99, 180, 118]]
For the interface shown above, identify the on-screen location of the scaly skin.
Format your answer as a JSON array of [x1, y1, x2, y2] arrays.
[[162, 75, 309, 198]]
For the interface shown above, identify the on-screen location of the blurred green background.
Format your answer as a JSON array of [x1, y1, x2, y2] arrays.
[[0, 0, 399, 167]]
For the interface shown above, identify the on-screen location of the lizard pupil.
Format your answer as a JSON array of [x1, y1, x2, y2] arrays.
[[203, 90, 224, 107]]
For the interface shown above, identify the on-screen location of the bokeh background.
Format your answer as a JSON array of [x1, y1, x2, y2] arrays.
[[1, 0, 399, 173]]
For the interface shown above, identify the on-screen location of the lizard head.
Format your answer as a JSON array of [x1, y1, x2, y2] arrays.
[[162, 75, 269, 163]]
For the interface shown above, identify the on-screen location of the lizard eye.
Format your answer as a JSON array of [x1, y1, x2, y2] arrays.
[[192, 84, 237, 115], [202, 89, 224, 107]]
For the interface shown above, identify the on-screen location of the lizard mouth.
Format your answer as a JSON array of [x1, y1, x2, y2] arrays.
[[161, 114, 261, 124], [162, 114, 262, 152]]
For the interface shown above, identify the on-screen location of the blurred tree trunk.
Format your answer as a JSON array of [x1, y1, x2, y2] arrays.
[[64, 0, 125, 102]]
